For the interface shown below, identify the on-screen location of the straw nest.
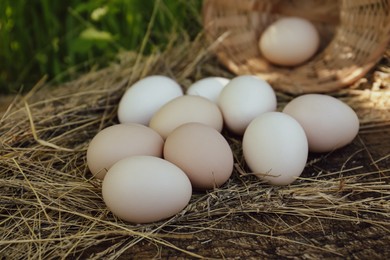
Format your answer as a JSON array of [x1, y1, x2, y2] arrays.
[[1, 35, 389, 259], [203, 0, 390, 94]]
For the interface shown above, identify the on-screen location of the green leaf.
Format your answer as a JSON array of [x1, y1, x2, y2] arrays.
[[91, 6, 108, 21], [79, 27, 114, 42]]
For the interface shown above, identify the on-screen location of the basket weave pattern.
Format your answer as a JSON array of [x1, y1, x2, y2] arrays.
[[203, 0, 390, 93]]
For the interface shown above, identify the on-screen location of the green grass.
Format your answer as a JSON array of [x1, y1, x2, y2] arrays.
[[0, 0, 202, 93]]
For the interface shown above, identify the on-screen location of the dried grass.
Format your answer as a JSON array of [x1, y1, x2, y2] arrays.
[[1, 35, 389, 259]]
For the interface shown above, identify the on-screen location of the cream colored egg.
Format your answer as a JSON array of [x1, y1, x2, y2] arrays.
[[149, 95, 223, 139], [218, 75, 277, 135], [86, 124, 163, 180], [282, 94, 360, 153], [117, 75, 183, 125], [243, 112, 308, 185], [259, 17, 320, 66], [102, 156, 192, 224], [164, 122, 234, 190]]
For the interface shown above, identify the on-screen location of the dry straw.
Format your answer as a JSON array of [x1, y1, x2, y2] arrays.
[[0, 33, 389, 258], [203, 0, 390, 94]]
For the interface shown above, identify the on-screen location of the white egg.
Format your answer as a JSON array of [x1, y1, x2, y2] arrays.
[[102, 156, 192, 224], [259, 17, 320, 66], [282, 94, 360, 153], [186, 77, 230, 103], [218, 75, 277, 135], [117, 75, 183, 125], [243, 112, 308, 185], [86, 123, 164, 180]]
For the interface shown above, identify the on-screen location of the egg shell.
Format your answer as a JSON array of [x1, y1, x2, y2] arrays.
[[218, 75, 277, 135], [243, 112, 308, 185], [86, 123, 164, 180], [117, 75, 183, 125], [282, 94, 360, 153], [102, 156, 192, 224], [186, 77, 230, 103], [164, 122, 234, 190], [259, 17, 320, 66], [149, 95, 224, 139]]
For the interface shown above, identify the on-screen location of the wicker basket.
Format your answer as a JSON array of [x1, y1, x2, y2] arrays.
[[203, 0, 390, 94]]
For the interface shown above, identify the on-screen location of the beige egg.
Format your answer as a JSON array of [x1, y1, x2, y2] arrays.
[[86, 123, 164, 180], [164, 122, 234, 190], [102, 156, 192, 223], [282, 94, 360, 153], [149, 95, 223, 139], [259, 17, 320, 66]]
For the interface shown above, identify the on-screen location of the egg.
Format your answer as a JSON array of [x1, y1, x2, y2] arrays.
[[86, 124, 164, 180], [117, 75, 183, 125], [218, 75, 277, 135], [186, 77, 230, 103], [282, 94, 360, 153], [102, 156, 192, 224], [259, 17, 320, 66], [149, 95, 223, 139], [164, 122, 234, 190], [243, 112, 308, 185]]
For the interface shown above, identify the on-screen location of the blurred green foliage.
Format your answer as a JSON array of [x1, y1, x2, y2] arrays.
[[0, 0, 202, 93]]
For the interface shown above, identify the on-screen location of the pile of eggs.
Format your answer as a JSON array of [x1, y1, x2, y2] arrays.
[[86, 17, 361, 224], [86, 73, 360, 224]]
